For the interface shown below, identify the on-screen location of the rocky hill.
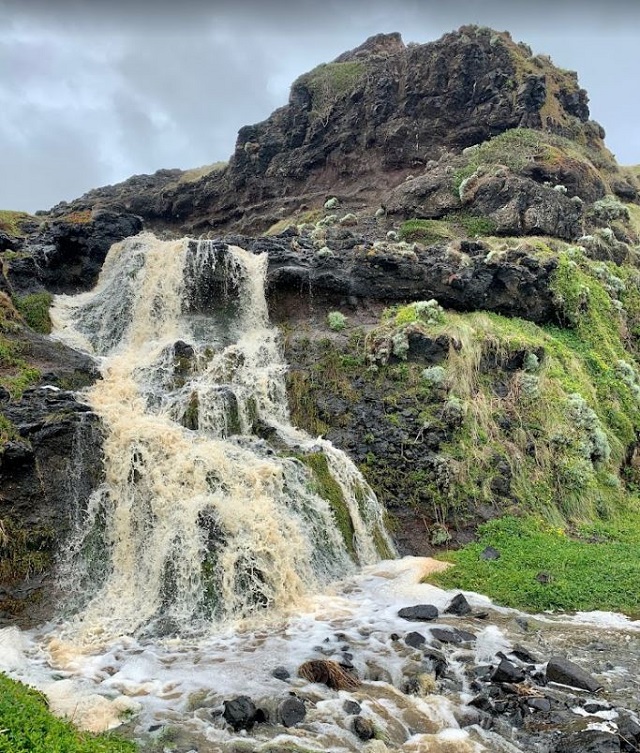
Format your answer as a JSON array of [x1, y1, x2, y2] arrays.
[[2, 25, 640, 623]]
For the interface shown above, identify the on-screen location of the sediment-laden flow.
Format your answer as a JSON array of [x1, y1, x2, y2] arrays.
[[51, 233, 393, 639]]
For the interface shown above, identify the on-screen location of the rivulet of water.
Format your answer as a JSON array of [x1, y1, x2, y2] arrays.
[[50, 232, 394, 641]]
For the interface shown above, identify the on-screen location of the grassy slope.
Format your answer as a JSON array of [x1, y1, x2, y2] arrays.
[[0, 674, 136, 753]]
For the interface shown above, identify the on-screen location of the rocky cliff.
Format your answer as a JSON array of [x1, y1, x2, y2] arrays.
[[2, 25, 640, 620]]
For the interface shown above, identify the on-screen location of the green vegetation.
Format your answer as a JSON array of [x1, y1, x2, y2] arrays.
[[327, 311, 347, 331], [452, 127, 615, 196], [399, 219, 456, 245], [294, 61, 366, 122], [13, 292, 53, 334], [0, 673, 137, 753], [297, 451, 356, 558], [429, 513, 640, 614], [0, 210, 36, 237]]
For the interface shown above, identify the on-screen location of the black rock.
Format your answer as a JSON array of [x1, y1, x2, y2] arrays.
[[353, 715, 376, 741], [617, 711, 640, 751], [491, 658, 526, 683], [546, 656, 603, 692], [343, 700, 361, 715], [398, 604, 439, 621], [404, 631, 426, 649], [278, 696, 306, 728], [535, 571, 553, 584], [527, 696, 551, 712], [223, 696, 265, 731], [423, 647, 448, 678], [480, 546, 501, 560], [444, 593, 472, 616], [431, 627, 476, 645], [554, 729, 620, 753], [510, 645, 540, 664], [272, 666, 290, 681]]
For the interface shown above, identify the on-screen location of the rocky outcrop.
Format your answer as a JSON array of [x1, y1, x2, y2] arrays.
[[44, 26, 618, 237], [228, 231, 559, 324]]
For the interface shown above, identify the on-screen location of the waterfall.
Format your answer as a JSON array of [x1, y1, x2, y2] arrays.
[[51, 233, 393, 639]]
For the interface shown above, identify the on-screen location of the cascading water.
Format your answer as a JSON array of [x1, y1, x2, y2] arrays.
[[51, 232, 393, 640], [4, 232, 638, 753]]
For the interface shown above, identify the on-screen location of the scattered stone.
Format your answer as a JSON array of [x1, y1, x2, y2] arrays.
[[397, 604, 438, 621], [491, 659, 526, 684], [423, 647, 448, 678], [480, 546, 501, 560], [510, 645, 540, 664], [278, 696, 306, 727], [353, 715, 376, 741], [298, 659, 361, 690], [223, 696, 266, 731], [444, 593, 472, 616], [527, 696, 551, 712], [272, 666, 290, 681], [431, 627, 476, 645], [554, 729, 620, 753], [404, 631, 426, 649], [546, 657, 603, 692], [343, 699, 361, 715]]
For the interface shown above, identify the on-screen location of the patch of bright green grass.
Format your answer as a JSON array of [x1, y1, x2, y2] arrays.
[[429, 513, 640, 614], [13, 292, 53, 334], [0, 673, 137, 753]]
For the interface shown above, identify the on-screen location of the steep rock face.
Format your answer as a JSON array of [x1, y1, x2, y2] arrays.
[[46, 26, 608, 236], [228, 232, 559, 324]]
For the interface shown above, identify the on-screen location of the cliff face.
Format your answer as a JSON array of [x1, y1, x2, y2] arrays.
[[45, 26, 625, 236]]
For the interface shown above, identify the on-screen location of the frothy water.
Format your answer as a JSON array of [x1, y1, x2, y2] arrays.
[[4, 232, 639, 752], [50, 233, 392, 640]]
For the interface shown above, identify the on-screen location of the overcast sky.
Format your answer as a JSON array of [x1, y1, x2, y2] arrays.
[[1, 0, 639, 213]]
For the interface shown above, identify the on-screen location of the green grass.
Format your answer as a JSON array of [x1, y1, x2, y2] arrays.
[[294, 61, 365, 120], [0, 210, 35, 237], [429, 513, 640, 614], [13, 292, 53, 334], [399, 219, 456, 245], [0, 673, 137, 753]]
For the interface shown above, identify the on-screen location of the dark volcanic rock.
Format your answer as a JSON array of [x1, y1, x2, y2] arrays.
[[444, 593, 472, 616], [398, 604, 438, 621], [491, 658, 526, 683], [480, 545, 501, 560], [404, 631, 427, 648], [352, 716, 376, 741], [277, 696, 306, 727], [554, 729, 620, 753], [0, 386, 103, 624], [223, 696, 266, 731], [545, 656, 603, 692], [46, 27, 602, 236]]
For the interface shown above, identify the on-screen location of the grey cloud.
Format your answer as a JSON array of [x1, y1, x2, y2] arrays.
[[0, 0, 638, 212]]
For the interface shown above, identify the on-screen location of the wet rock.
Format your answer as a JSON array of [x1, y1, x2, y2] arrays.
[[480, 546, 501, 560], [546, 656, 603, 692], [353, 715, 376, 741], [423, 647, 448, 678], [527, 696, 551, 712], [431, 627, 476, 645], [397, 604, 438, 621], [444, 593, 472, 616], [510, 645, 540, 664], [343, 699, 361, 715], [272, 666, 290, 681], [404, 631, 426, 649], [617, 711, 640, 751], [491, 658, 526, 683], [222, 695, 266, 731], [278, 696, 306, 727], [554, 729, 620, 753]]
